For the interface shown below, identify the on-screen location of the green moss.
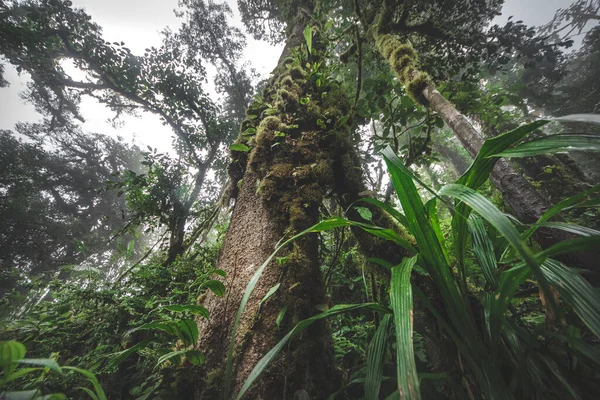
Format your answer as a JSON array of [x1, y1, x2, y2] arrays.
[[390, 43, 417, 63], [269, 162, 294, 178], [288, 66, 308, 80], [406, 71, 431, 106], [281, 56, 295, 67], [258, 116, 283, 134], [392, 55, 416, 80], [275, 88, 300, 111], [313, 159, 334, 184], [279, 75, 297, 90], [375, 34, 398, 60], [374, 33, 431, 106]]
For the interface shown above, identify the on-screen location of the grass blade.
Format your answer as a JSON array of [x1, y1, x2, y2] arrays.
[[438, 183, 554, 313], [390, 256, 421, 400], [468, 215, 500, 289], [235, 303, 389, 399], [365, 314, 392, 400], [491, 134, 600, 158], [541, 258, 600, 337]]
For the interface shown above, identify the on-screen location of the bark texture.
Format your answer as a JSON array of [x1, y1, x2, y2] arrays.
[[195, 13, 352, 399]]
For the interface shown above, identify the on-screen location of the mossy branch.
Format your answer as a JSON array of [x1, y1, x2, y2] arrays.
[[374, 33, 431, 106]]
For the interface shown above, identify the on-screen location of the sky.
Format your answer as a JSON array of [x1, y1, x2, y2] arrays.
[[0, 0, 577, 153]]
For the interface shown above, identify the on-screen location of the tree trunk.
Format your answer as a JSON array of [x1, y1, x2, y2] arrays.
[[195, 13, 352, 398], [374, 33, 599, 276], [432, 140, 472, 177]]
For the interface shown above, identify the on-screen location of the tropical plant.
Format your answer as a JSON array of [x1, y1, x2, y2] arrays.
[[228, 118, 600, 399]]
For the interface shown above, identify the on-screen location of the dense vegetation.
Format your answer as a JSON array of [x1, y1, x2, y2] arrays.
[[1, 0, 599, 399]]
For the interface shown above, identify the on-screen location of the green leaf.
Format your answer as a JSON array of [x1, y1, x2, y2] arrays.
[[125, 319, 198, 347], [63, 367, 107, 400], [335, 115, 350, 128], [523, 184, 600, 240], [107, 341, 151, 369], [367, 258, 394, 270], [0, 341, 26, 368], [357, 198, 409, 228], [355, 206, 373, 222], [184, 350, 205, 366], [242, 128, 256, 136], [365, 314, 391, 400], [173, 319, 199, 347], [438, 183, 554, 313], [259, 283, 280, 307], [457, 120, 549, 189], [230, 143, 250, 153], [235, 303, 389, 400], [213, 269, 227, 277], [491, 134, 600, 158], [382, 147, 468, 332], [200, 280, 226, 297], [0, 367, 44, 385], [468, 215, 499, 289], [453, 120, 549, 271], [77, 386, 99, 400], [303, 26, 313, 54], [156, 350, 186, 367], [17, 359, 62, 374], [275, 306, 287, 329], [390, 256, 421, 400], [533, 222, 600, 237], [536, 235, 600, 261], [126, 240, 135, 257], [541, 259, 600, 337], [300, 96, 310, 105], [159, 304, 210, 318]]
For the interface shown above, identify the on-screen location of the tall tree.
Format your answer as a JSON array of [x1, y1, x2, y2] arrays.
[[195, 6, 350, 397], [0, 125, 142, 298], [0, 0, 251, 266]]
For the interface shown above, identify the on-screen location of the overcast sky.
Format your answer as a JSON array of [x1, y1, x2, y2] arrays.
[[0, 0, 576, 152]]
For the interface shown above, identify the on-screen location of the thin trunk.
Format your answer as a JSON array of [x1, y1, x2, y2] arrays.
[[164, 145, 218, 266], [478, 119, 589, 204], [375, 33, 599, 276], [432, 140, 471, 177]]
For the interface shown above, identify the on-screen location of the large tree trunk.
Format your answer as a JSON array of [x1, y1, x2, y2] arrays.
[[195, 12, 352, 399]]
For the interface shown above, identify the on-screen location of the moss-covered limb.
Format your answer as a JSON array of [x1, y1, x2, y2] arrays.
[[372, 32, 600, 278], [374, 33, 430, 106]]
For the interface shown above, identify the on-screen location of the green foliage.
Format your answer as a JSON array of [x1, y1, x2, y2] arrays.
[[0, 340, 106, 400], [1, 243, 220, 398], [234, 119, 600, 399]]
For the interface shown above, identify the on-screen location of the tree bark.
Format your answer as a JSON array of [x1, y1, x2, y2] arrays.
[[374, 33, 598, 276], [421, 85, 598, 275], [195, 11, 349, 398]]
